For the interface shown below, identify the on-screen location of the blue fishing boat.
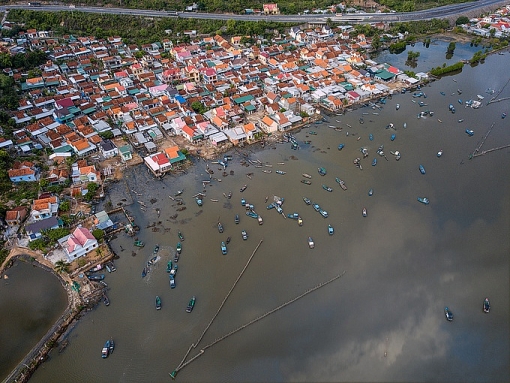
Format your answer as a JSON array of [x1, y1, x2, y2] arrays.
[[502, 112, 507, 119], [217, 222, 224, 233], [186, 296, 196, 313], [246, 211, 258, 219], [368, 188, 373, 196], [437, 150, 443, 158], [322, 185, 333, 192], [102, 340, 110, 358], [176, 242, 182, 254], [372, 158, 377, 166], [318, 167, 327, 176], [440, 91, 445, 96], [235, 214, 240, 224], [313, 203, 320, 212], [396, 104, 400, 110], [369, 133, 373, 141], [338, 143, 345, 150], [196, 197, 203, 206], [221, 241, 227, 255], [417, 197, 430, 205], [390, 134, 396, 141], [287, 213, 299, 219], [328, 225, 334, 235], [169, 275, 176, 288], [266, 203, 275, 209], [465, 129, 474, 136], [445, 307, 453, 321], [419, 165, 426, 174], [242, 230, 248, 240], [303, 197, 311, 205], [483, 298, 490, 313], [141, 267, 147, 278], [109, 339, 114, 354], [241, 198, 246, 206], [275, 170, 286, 175], [319, 209, 328, 218]]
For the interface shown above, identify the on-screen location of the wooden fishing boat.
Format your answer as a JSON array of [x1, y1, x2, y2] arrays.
[[301, 180, 311, 185], [302, 173, 312, 179]]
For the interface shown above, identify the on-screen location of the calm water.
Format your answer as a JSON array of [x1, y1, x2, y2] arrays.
[[374, 38, 483, 73], [0, 261, 67, 378], [5, 48, 510, 382]]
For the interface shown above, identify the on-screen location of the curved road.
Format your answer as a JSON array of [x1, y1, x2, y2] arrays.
[[0, 0, 506, 24]]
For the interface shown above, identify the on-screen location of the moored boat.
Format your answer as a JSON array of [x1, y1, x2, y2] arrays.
[[153, 244, 159, 254], [178, 231, 184, 241], [141, 268, 147, 278], [502, 112, 507, 119], [369, 133, 373, 141], [396, 103, 400, 110], [235, 214, 240, 224], [302, 173, 312, 179], [221, 241, 227, 255], [195, 197, 203, 206], [176, 242, 182, 254], [241, 230, 248, 240], [297, 216, 303, 226], [301, 180, 312, 185], [258, 215, 263, 225], [88, 274, 105, 281], [275, 170, 286, 175], [303, 197, 311, 205], [313, 203, 320, 212], [362, 207, 367, 217], [328, 225, 334, 235], [169, 275, 176, 288], [134, 240, 145, 247], [240, 185, 247, 192], [372, 158, 377, 166], [417, 197, 430, 205], [368, 188, 373, 196], [338, 143, 345, 150], [445, 307, 453, 321], [103, 294, 110, 306], [335, 178, 347, 190], [308, 237, 315, 249], [419, 164, 426, 174], [102, 340, 110, 358], [186, 296, 196, 313], [483, 298, 490, 313], [465, 129, 474, 136], [319, 209, 329, 218], [109, 339, 114, 354], [437, 150, 443, 158], [390, 134, 396, 141], [155, 296, 162, 310], [322, 185, 333, 192], [246, 211, 258, 219], [287, 213, 299, 219], [166, 261, 172, 273], [318, 167, 327, 176], [217, 222, 224, 233]]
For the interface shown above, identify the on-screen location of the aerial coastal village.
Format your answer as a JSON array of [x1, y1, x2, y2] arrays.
[[1, 3, 510, 262]]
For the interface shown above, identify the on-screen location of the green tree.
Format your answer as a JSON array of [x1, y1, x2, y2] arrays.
[[92, 229, 105, 241], [54, 260, 70, 274], [59, 201, 70, 212], [447, 42, 456, 54], [456, 16, 469, 25]]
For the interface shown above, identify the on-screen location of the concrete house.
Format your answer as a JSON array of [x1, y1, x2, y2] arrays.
[[59, 226, 98, 260]]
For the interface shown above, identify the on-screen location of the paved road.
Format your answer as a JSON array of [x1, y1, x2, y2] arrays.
[[0, 0, 506, 24]]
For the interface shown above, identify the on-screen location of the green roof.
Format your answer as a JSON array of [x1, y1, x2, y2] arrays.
[[375, 69, 395, 81], [244, 104, 256, 111], [53, 145, 73, 154], [169, 151, 186, 164], [233, 95, 254, 104]]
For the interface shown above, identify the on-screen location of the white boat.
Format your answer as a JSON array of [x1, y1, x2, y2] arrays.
[[308, 237, 315, 249]]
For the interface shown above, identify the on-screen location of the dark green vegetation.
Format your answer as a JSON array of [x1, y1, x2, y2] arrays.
[[28, 227, 71, 252], [430, 61, 464, 76], [7, 9, 294, 44]]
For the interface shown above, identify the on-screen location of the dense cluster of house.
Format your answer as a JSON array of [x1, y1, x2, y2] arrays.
[[460, 5, 510, 37], [0, 13, 432, 260]]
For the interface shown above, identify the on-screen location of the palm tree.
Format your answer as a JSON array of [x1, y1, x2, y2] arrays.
[[54, 260, 70, 274]]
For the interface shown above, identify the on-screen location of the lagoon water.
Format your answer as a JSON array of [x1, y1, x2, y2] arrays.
[[4, 45, 510, 382]]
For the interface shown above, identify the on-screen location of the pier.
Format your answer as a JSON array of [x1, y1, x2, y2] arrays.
[[469, 122, 510, 159]]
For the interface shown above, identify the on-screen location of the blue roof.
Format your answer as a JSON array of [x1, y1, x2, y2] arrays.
[[175, 95, 187, 104]]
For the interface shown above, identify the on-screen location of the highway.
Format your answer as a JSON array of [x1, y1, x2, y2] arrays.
[[0, 0, 507, 24]]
